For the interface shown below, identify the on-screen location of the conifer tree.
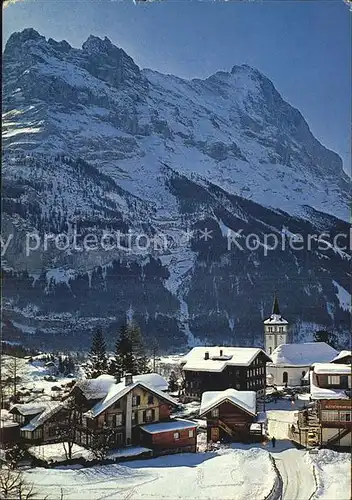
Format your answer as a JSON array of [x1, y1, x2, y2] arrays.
[[127, 322, 150, 375], [114, 323, 133, 381], [168, 370, 178, 392], [88, 328, 108, 378]]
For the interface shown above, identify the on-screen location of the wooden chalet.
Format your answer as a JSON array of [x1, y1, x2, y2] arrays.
[[291, 363, 351, 449], [199, 388, 265, 444], [9, 402, 65, 445], [181, 346, 271, 400], [71, 373, 196, 456]]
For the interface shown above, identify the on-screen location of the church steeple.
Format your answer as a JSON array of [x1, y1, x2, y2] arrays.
[[272, 295, 280, 315], [264, 294, 289, 355]]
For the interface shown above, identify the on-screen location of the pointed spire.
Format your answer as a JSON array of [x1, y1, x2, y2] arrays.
[[272, 294, 280, 315]]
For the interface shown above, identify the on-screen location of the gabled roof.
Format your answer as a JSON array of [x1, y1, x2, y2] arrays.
[[21, 402, 64, 431], [330, 350, 351, 364], [10, 403, 47, 416], [269, 342, 338, 366], [75, 374, 116, 400], [199, 388, 256, 417], [85, 379, 178, 418], [128, 373, 168, 392], [75, 373, 168, 400], [181, 346, 271, 373]]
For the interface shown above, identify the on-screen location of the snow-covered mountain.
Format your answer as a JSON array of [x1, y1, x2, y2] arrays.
[[2, 29, 351, 350]]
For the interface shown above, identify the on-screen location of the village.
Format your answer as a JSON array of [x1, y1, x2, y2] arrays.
[[0, 296, 350, 499]]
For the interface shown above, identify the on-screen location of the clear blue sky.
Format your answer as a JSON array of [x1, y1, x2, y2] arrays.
[[3, 0, 351, 173]]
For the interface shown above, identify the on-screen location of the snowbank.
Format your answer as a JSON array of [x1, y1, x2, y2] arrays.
[[307, 449, 351, 499], [28, 443, 93, 463], [24, 447, 276, 499]]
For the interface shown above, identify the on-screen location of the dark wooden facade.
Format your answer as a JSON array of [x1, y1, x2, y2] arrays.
[[315, 374, 351, 390], [140, 426, 197, 455], [0, 422, 20, 445], [200, 400, 261, 444], [183, 351, 268, 400]]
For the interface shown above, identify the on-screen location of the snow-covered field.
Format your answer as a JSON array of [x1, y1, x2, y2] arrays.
[[24, 447, 276, 500], [1, 355, 78, 408], [28, 443, 93, 463]]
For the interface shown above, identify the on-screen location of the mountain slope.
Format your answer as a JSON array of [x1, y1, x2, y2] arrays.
[[2, 29, 350, 350]]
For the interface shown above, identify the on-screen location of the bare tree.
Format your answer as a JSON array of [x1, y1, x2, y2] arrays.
[[89, 428, 115, 461], [1, 356, 26, 402], [0, 468, 36, 500], [53, 397, 78, 461]]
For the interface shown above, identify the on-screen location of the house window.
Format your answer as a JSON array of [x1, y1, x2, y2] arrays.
[[173, 432, 180, 440], [321, 411, 340, 422], [327, 376, 340, 386], [132, 395, 141, 406], [143, 409, 155, 423], [48, 426, 57, 437], [236, 384, 241, 390], [340, 412, 351, 422], [269, 347, 272, 355], [279, 327, 283, 333], [283, 372, 288, 384], [211, 408, 219, 418], [132, 412, 137, 425], [112, 414, 123, 426], [148, 395, 154, 405], [188, 429, 194, 438]]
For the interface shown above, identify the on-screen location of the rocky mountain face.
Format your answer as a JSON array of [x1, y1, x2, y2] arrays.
[[2, 29, 351, 351]]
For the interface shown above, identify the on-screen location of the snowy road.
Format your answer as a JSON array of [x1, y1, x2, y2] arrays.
[[274, 449, 316, 500], [266, 409, 316, 500]]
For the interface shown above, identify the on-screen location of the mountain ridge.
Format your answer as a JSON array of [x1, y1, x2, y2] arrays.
[[2, 29, 350, 351]]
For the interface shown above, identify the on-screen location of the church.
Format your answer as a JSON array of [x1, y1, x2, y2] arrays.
[[264, 296, 339, 387]]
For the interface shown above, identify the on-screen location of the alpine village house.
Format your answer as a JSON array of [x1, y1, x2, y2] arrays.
[[6, 374, 197, 457], [292, 359, 352, 449]]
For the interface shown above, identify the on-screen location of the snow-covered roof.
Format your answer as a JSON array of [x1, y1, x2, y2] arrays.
[[181, 346, 270, 372], [140, 418, 197, 434], [312, 363, 351, 375], [269, 342, 338, 366], [10, 403, 47, 416], [21, 402, 64, 431], [330, 351, 351, 363], [310, 372, 349, 400], [76, 374, 116, 400], [129, 373, 168, 392], [199, 388, 256, 417], [76, 373, 168, 400], [0, 421, 19, 428], [263, 313, 288, 325], [85, 379, 177, 418]]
